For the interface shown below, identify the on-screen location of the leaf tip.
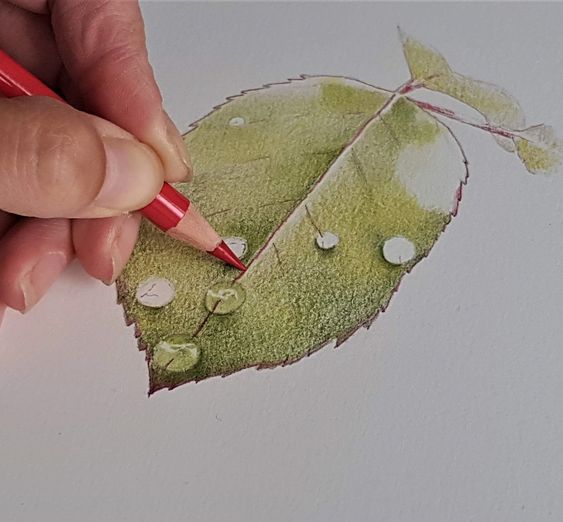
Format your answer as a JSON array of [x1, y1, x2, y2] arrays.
[[397, 25, 407, 44], [399, 30, 452, 85], [515, 125, 563, 175]]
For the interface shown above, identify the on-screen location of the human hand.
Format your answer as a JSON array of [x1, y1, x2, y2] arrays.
[[0, 0, 191, 326]]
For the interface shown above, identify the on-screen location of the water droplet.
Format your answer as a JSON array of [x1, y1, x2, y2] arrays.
[[223, 236, 248, 259], [135, 277, 175, 308], [382, 236, 416, 265], [316, 231, 339, 250], [229, 116, 245, 127], [205, 281, 246, 315], [152, 334, 200, 372]]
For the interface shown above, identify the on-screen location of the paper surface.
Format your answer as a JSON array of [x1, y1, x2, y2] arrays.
[[1, 3, 563, 521]]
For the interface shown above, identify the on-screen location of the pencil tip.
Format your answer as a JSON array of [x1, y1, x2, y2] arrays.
[[210, 241, 247, 271]]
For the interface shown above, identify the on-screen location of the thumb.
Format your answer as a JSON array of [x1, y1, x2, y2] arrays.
[[0, 96, 165, 219]]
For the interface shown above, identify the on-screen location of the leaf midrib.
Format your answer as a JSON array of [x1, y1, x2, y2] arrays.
[[235, 83, 408, 283]]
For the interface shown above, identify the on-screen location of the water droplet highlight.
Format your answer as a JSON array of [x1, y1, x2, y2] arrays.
[[229, 116, 245, 127], [382, 236, 416, 265], [316, 231, 339, 250], [205, 281, 246, 315], [151, 334, 200, 372], [223, 236, 248, 259], [135, 277, 175, 308]]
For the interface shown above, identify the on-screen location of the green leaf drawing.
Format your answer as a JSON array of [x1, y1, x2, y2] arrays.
[[515, 125, 563, 175], [117, 32, 561, 393], [400, 28, 524, 152]]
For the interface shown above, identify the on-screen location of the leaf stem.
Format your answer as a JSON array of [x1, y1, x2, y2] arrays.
[[408, 98, 524, 141]]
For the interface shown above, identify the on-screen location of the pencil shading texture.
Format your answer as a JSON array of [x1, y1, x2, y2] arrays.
[[117, 31, 561, 393]]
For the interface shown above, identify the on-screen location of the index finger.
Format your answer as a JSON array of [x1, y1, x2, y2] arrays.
[[50, 0, 191, 182]]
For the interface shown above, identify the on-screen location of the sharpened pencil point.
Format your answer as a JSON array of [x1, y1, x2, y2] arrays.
[[210, 241, 247, 271]]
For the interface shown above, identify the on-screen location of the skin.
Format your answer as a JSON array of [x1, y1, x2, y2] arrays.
[[0, 0, 192, 325]]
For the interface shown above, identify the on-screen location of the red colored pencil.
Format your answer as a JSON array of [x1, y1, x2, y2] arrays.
[[0, 49, 246, 272]]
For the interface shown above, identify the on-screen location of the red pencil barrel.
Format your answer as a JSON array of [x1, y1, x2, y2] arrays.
[[140, 182, 190, 231], [0, 49, 63, 101]]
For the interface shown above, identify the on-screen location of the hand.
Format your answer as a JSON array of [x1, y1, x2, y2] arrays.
[[0, 0, 191, 326]]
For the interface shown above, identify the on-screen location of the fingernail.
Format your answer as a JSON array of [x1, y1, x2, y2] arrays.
[[96, 138, 164, 212], [162, 112, 193, 182], [104, 213, 142, 285], [19, 252, 67, 312]]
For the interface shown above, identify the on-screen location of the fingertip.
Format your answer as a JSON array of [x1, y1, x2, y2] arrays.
[[153, 112, 193, 183], [73, 213, 141, 284], [19, 252, 68, 312], [0, 219, 73, 313], [108, 213, 142, 284]]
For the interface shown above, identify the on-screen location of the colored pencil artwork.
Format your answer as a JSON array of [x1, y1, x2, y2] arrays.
[[117, 31, 562, 393]]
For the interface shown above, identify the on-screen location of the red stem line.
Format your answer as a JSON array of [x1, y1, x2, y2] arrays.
[[409, 99, 517, 139]]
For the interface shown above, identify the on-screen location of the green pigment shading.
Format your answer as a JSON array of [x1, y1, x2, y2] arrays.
[[117, 33, 561, 393], [517, 139, 558, 173], [516, 133, 563, 175], [400, 29, 525, 148], [118, 78, 461, 392]]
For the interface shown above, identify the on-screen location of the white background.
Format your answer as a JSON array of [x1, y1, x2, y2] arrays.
[[1, 3, 563, 521]]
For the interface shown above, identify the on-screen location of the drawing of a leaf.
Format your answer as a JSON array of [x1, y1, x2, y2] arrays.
[[401, 31, 563, 173], [118, 75, 468, 392], [515, 125, 563, 174], [400, 29, 525, 152], [117, 33, 558, 392]]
